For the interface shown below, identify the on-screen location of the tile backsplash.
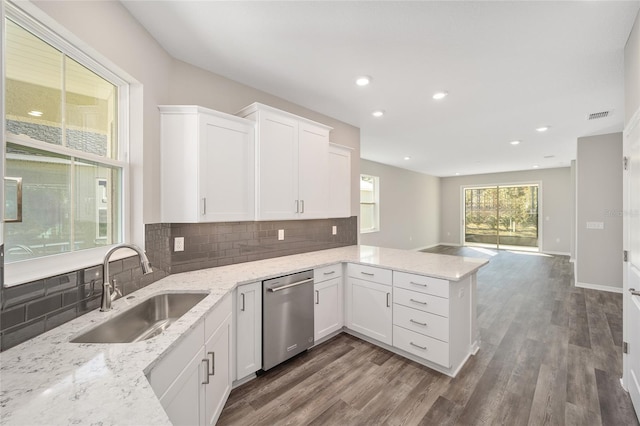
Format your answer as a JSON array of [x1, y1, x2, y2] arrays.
[[0, 217, 357, 351]]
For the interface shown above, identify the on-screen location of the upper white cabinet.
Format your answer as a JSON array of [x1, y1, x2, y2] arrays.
[[159, 105, 256, 223], [328, 144, 352, 218], [237, 103, 332, 220]]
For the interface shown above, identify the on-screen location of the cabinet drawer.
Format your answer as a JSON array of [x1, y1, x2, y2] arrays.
[[314, 264, 343, 283], [348, 264, 392, 286], [393, 325, 450, 368], [205, 293, 232, 339], [394, 271, 449, 298], [393, 287, 449, 317], [393, 304, 449, 342]]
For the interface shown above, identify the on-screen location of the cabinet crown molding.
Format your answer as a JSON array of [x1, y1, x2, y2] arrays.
[[236, 102, 333, 131]]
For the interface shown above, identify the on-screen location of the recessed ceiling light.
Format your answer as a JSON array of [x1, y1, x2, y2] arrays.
[[536, 126, 549, 132], [432, 91, 448, 100], [356, 76, 371, 86], [533, 165, 539, 168], [403, 156, 411, 161], [372, 110, 385, 118], [510, 140, 521, 145], [28, 110, 43, 117]]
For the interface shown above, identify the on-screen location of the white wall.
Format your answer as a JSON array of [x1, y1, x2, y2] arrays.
[[440, 167, 572, 254], [359, 159, 440, 250], [576, 132, 623, 291]]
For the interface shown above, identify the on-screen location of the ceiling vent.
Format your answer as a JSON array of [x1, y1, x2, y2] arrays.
[[587, 111, 611, 120]]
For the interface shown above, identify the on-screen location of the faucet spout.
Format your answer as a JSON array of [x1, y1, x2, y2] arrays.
[[100, 243, 153, 312]]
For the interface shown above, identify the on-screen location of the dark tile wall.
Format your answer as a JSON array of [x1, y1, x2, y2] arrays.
[[0, 217, 357, 351]]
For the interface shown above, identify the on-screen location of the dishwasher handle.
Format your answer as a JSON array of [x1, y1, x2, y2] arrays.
[[267, 278, 314, 292]]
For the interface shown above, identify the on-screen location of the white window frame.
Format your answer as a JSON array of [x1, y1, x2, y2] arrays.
[[360, 174, 380, 233], [3, 2, 133, 286]]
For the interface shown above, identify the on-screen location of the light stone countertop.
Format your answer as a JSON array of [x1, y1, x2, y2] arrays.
[[0, 245, 487, 425]]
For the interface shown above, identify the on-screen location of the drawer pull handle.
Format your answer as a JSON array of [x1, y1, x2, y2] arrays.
[[241, 293, 246, 311], [316, 290, 320, 304], [386, 292, 391, 307], [361, 271, 375, 276], [410, 319, 427, 326], [410, 281, 427, 287], [410, 342, 427, 350], [409, 298, 427, 305], [209, 351, 215, 376], [202, 359, 210, 384], [323, 271, 336, 275]]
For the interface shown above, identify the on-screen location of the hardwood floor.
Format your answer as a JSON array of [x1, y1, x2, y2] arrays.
[[218, 246, 639, 426]]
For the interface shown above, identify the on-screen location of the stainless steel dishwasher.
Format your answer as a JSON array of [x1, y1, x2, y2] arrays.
[[262, 270, 314, 371]]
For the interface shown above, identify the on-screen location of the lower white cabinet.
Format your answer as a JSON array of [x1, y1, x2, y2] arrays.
[[314, 277, 343, 341], [345, 277, 392, 345], [235, 282, 262, 381], [148, 294, 232, 426]]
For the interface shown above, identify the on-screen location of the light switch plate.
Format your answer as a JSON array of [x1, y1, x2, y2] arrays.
[[332, 226, 337, 235], [174, 237, 185, 252], [586, 221, 605, 230], [278, 229, 285, 240]]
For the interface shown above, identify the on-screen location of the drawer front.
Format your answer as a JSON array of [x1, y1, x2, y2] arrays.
[[393, 325, 450, 368], [314, 264, 343, 283], [393, 271, 449, 298], [205, 292, 232, 340], [393, 304, 449, 342], [393, 287, 449, 317], [348, 263, 392, 286]]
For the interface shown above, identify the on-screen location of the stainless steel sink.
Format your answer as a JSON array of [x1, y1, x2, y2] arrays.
[[71, 292, 209, 343]]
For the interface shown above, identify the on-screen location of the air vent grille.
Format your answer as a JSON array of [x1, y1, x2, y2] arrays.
[[587, 111, 610, 120]]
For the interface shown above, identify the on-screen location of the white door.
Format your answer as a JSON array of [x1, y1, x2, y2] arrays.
[[200, 114, 255, 222], [346, 278, 392, 345], [236, 282, 262, 380], [204, 315, 232, 426], [298, 122, 329, 219], [623, 109, 640, 419], [314, 277, 343, 341], [257, 112, 298, 220]]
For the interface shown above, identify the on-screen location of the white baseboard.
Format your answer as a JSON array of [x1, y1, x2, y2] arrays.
[[437, 242, 462, 247], [413, 243, 441, 251], [575, 281, 623, 294], [542, 250, 571, 257]]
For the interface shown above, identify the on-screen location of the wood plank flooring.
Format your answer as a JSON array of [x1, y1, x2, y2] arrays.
[[218, 246, 639, 425]]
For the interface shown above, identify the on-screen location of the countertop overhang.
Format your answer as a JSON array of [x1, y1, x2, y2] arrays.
[[0, 245, 487, 425]]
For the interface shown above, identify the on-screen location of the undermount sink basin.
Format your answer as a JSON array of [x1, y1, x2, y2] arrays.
[[71, 292, 209, 344]]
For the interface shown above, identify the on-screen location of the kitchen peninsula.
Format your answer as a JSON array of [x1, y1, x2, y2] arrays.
[[0, 246, 487, 425]]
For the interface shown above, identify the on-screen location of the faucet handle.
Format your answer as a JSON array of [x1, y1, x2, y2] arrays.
[[111, 278, 122, 300]]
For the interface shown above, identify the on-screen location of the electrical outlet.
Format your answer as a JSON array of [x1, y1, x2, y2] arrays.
[[278, 229, 285, 241], [586, 221, 604, 230], [332, 226, 337, 235], [174, 237, 185, 252]]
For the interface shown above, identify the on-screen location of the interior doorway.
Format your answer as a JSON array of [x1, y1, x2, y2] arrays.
[[463, 184, 539, 250]]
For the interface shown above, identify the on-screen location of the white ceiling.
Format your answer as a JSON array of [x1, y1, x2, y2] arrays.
[[123, 1, 640, 177]]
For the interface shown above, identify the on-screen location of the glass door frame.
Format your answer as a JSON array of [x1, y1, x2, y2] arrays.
[[460, 181, 542, 252]]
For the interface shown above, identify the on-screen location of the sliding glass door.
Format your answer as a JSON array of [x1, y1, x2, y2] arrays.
[[464, 184, 539, 250]]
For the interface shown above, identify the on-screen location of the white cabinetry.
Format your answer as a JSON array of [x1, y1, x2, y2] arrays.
[[345, 264, 393, 345], [313, 264, 343, 342], [148, 294, 232, 426], [237, 103, 332, 220], [159, 105, 255, 223], [235, 281, 262, 381], [328, 144, 352, 218]]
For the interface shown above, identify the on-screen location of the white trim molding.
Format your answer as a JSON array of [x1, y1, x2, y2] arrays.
[[575, 281, 623, 294]]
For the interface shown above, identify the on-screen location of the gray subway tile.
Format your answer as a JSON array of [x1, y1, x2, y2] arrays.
[[26, 294, 63, 320], [3, 280, 45, 309], [1, 318, 45, 351], [1, 306, 25, 331]]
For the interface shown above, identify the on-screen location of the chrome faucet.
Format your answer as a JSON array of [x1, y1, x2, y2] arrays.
[[100, 243, 153, 312]]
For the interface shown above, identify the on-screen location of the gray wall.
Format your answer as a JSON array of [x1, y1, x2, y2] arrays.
[[31, 1, 361, 229], [440, 167, 572, 254], [576, 133, 623, 291], [625, 10, 640, 125], [359, 159, 440, 250]]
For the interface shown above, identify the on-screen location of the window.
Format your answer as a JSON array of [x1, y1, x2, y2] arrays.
[[3, 9, 127, 268], [360, 174, 379, 233]]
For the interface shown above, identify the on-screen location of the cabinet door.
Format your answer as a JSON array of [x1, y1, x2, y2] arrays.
[[200, 114, 255, 222], [314, 277, 343, 341], [236, 282, 262, 380], [159, 347, 206, 426], [298, 122, 329, 219], [204, 314, 232, 426], [328, 144, 351, 218], [257, 112, 298, 220], [346, 277, 392, 345]]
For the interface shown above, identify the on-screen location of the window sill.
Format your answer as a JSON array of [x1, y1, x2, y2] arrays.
[[4, 246, 139, 287], [360, 229, 380, 234]]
